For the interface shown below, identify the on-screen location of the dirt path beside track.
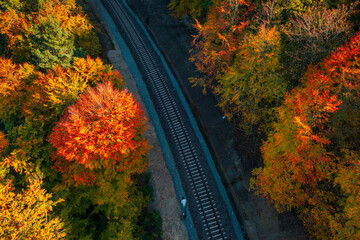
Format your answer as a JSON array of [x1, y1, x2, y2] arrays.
[[83, 1, 189, 239]]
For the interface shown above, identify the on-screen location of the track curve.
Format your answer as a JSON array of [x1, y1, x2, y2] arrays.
[[100, 0, 244, 239]]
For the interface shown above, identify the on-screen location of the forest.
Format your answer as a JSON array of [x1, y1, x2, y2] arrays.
[[0, 0, 161, 239], [169, 0, 360, 239], [1, 0, 360, 239]]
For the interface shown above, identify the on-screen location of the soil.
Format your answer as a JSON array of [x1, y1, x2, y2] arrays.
[[107, 48, 189, 240]]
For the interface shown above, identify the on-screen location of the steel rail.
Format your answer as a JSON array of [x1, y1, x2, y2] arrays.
[[101, 0, 240, 239]]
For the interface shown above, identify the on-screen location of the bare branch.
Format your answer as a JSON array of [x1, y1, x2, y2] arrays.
[[255, 0, 282, 27], [282, 4, 352, 64]]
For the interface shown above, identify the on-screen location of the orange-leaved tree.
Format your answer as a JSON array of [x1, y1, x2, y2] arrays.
[[0, 8, 32, 60], [190, 0, 255, 92], [0, 132, 7, 151], [49, 81, 149, 186], [0, 57, 36, 124], [48, 81, 149, 238], [24, 56, 124, 124], [251, 32, 360, 239]]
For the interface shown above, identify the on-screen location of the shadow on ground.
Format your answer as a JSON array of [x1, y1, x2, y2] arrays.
[[125, 0, 309, 239]]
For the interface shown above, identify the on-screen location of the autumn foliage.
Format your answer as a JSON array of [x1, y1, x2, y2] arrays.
[[0, 179, 66, 240], [0, 0, 98, 66], [190, 0, 255, 91], [0, 132, 8, 151], [24, 56, 124, 123], [216, 25, 286, 133], [0, 144, 65, 240], [0, 0, 153, 238], [49, 81, 149, 185], [0, 58, 36, 121], [47, 81, 150, 238], [0, 56, 150, 238], [173, 0, 360, 238], [252, 32, 360, 239]]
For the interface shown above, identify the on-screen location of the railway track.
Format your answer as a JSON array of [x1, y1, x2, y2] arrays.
[[100, 0, 243, 239]]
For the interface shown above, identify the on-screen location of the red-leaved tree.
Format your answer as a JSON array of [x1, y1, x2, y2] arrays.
[[251, 32, 360, 239], [49, 81, 149, 186]]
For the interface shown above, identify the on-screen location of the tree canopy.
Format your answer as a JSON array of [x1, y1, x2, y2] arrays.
[[251, 32, 360, 239], [179, 0, 360, 238], [0, 0, 155, 238]]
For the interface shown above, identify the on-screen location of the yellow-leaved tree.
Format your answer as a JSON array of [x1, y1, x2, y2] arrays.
[[0, 132, 66, 239]]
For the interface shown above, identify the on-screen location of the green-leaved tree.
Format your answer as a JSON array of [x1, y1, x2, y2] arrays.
[[33, 18, 74, 71]]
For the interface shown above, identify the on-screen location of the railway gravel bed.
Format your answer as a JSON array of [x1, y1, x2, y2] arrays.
[[100, 0, 245, 239]]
